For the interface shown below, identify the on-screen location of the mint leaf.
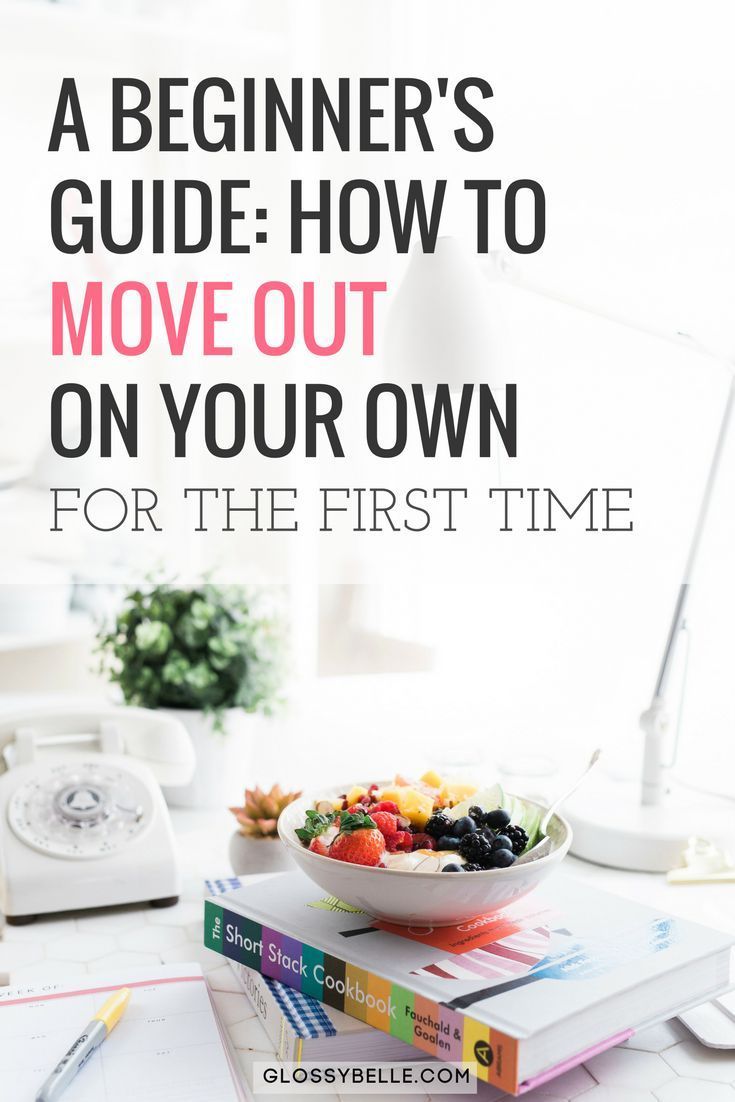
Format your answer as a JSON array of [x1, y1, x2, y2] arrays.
[[337, 811, 376, 834], [296, 808, 376, 845], [296, 810, 336, 843]]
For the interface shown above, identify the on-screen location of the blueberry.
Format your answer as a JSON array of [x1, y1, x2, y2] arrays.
[[437, 835, 460, 851], [452, 816, 477, 837], [492, 834, 513, 852], [483, 808, 511, 830], [442, 863, 462, 872], [486, 847, 516, 868]]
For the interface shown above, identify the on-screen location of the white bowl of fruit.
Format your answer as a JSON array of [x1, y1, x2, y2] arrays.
[[278, 771, 571, 926]]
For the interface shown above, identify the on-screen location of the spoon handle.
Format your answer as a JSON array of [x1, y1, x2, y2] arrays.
[[540, 748, 601, 834]]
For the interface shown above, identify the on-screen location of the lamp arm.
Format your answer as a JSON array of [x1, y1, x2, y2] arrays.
[[485, 252, 735, 808], [650, 371, 735, 704], [640, 371, 734, 805], [485, 251, 728, 358]]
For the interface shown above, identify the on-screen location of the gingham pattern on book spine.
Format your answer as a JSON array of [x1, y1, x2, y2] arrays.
[[264, 974, 337, 1039], [205, 877, 244, 896], [205, 876, 336, 1039]]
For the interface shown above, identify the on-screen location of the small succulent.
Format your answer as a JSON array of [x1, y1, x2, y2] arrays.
[[230, 784, 301, 838]]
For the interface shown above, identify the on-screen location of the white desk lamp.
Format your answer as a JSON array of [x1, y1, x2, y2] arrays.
[[386, 239, 735, 872]]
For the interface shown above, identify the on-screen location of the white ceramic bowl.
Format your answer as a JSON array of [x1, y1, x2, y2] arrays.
[[278, 787, 571, 926]]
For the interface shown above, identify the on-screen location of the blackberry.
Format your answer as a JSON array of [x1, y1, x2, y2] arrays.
[[425, 811, 453, 839], [458, 831, 493, 863], [505, 824, 529, 856], [463, 862, 483, 872], [468, 805, 485, 823]]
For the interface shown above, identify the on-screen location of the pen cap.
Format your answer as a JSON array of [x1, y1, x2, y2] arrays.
[[94, 988, 131, 1034]]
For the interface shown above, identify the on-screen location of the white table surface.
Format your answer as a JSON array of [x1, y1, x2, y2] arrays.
[[1, 808, 735, 1102]]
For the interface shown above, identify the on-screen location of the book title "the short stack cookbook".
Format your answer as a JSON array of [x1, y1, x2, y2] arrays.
[[204, 870, 734, 1095]]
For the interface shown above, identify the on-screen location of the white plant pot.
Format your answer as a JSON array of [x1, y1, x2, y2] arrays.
[[160, 708, 256, 810], [0, 568, 72, 635], [229, 832, 295, 876]]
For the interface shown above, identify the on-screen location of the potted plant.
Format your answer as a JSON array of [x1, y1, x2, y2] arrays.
[[228, 784, 301, 874], [97, 583, 283, 808]]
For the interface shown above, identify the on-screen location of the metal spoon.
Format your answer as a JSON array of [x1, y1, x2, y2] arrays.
[[515, 749, 601, 864]]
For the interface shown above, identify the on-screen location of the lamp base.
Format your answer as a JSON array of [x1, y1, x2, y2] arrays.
[[566, 774, 735, 873]]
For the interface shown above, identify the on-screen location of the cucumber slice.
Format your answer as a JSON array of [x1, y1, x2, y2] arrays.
[[507, 795, 526, 830], [484, 783, 505, 811], [445, 787, 542, 854], [520, 804, 542, 850], [448, 783, 505, 820], [505, 795, 542, 851]]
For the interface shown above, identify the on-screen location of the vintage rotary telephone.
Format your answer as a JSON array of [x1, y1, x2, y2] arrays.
[[0, 708, 195, 924]]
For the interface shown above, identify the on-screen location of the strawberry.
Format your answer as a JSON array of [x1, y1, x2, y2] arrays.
[[411, 833, 436, 851], [371, 800, 400, 814], [308, 837, 330, 857], [386, 830, 414, 853], [330, 828, 385, 867], [369, 810, 398, 837]]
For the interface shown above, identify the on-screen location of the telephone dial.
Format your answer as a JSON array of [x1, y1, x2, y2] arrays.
[[0, 708, 195, 924]]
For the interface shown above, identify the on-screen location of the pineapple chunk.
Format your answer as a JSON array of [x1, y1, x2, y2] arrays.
[[345, 785, 369, 806], [407, 790, 435, 827], [380, 785, 434, 828], [439, 780, 479, 807], [378, 784, 402, 806], [420, 769, 444, 789]]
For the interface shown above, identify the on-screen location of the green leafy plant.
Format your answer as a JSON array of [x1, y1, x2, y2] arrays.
[[97, 584, 283, 729]]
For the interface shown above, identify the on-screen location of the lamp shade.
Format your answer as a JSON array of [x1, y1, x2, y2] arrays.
[[383, 237, 496, 385]]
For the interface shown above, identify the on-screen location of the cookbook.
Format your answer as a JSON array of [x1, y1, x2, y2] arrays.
[[204, 870, 734, 1095]]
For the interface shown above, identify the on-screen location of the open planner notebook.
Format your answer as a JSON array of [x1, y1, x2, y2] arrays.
[[0, 963, 249, 1102]]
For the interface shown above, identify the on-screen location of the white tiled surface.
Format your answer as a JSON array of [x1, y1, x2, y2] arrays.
[[583, 1050, 675, 1091], [1, 810, 734, 1102]]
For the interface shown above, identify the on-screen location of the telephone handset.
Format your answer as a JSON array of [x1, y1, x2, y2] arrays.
[[0, 708, 195, 924]]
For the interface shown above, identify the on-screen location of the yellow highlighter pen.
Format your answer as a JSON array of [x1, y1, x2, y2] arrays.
[[35, 987, 131, 1102]]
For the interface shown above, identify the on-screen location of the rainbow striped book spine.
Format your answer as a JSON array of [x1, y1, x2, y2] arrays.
[[204, 898, 520, 1093]]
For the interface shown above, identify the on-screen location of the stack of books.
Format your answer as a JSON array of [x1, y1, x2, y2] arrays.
[[204, 871, 733, 1096]]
